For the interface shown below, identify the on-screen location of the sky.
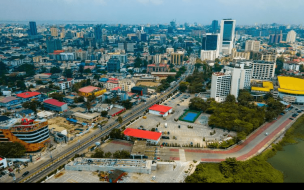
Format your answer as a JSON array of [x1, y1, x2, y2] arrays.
[[0, 0, 303, 25]]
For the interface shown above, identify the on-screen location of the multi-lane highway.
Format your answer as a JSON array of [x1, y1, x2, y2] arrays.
[[13, 64, 194, 183]]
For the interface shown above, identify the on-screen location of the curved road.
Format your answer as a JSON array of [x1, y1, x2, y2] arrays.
[[159, 107, 300, 163]]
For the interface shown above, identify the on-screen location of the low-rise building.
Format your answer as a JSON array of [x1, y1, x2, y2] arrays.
[[0, 157, 8, 170], [16, 92, 41, 102], [78, 86, 107, 98], [72, 112, 101, 124], [0, 96, 21, 107], [43, 99, 68, 112], [124, 128, 162, 145], [148, 104, 173, 117]]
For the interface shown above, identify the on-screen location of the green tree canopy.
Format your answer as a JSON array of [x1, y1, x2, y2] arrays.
[[0, 142, 26, 158]]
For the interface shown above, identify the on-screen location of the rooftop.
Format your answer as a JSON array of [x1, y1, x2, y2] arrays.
[[149, 104, 172, 113], [278, 76, 304, 95], [124, 128, 162, 141], [78, 86, 100, 93], [44, 99, 66, 107], [16, 92, 41, 99]]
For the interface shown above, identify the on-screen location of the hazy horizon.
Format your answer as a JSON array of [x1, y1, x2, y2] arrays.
[[0, 0, 304, 26]]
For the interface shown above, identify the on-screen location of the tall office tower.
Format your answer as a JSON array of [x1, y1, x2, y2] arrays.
[[46, 39, 62, 53], [29, 21, 37, 36], [269, 31, 282, 44], [245, 40, 260, 52], [219, 19, 236, 55], [212, 20, 219, 33], [201, 33, 220, 59], [251, 61, 276, 80], [210, 72, 232, 103], [94, 25, 102, 42], [286, 30, 297, 43], [50, 26, 58, 37], [60, 27, 65, 38]]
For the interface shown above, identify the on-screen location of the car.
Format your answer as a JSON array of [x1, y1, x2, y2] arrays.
[[177, 104, 180, 106], [296, 108, 299, 111], [22, 171, 29, 177], [9, 173, 15, 177], [1, 171, 5, 175], [265, 133, 268, 136], [290, 118, 294, 120]]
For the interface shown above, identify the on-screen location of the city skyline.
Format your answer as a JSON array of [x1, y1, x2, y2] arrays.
[[0, 0, 304, 25]]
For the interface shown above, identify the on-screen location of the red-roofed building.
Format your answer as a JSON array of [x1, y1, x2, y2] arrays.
[[111, 87, 122, 91], [149, 104, 173, 117], [43, 99, 68, 112], [124, 128, 162, 144], [106, 78, 120, 89], [16, 92, 41, 102]]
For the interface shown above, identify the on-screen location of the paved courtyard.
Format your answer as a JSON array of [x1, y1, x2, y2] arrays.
[[126, 92, 236, 147], [46, 170, 103, 183]]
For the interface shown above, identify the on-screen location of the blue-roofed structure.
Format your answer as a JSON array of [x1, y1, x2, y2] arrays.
[[66, 118, 78, 123], [100, 78, 108, 82]]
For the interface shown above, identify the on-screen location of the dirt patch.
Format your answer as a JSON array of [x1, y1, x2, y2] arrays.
[[136, 81, 160, 87], [55, 171, 65, 179]]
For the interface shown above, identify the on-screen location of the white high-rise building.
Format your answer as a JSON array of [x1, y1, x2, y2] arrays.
[[219, 19, 236, 55], [223, 64, 252, 98], [211, 72, 232, 103], [200, 50, 217, 61], [286, 30, 297, 43], [251, 61, 276, 80], [245, 40, 260, 52]]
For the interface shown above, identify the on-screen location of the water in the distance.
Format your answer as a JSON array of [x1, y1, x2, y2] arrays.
[[267, 140, 304, 182]]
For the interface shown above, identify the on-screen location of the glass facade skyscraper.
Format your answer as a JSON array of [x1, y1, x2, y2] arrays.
[[46, 39, 62, 53], [29, 21, 37, 36], [94, 25, 102, 41], [212, 20, 218, 33], [202, 34, 219, 51], [222, 21, 234, 41], [220, 19, 236, 55]]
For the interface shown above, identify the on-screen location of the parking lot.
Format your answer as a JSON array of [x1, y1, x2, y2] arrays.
[[127, 92, 236, 148]]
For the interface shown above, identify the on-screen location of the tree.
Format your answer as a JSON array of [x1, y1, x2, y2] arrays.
[[112, 150, 130, 159], [91, 149, 104, 158], [49, 93, 65, 102], [16, 80, 26, 90], [214, 63, 222, 72], [85, 101, 93, 112], [50, 67, 61, 74], [84, 68, 92, 74], [74, 96, 85, 103], [79, 65, 84, 74], [225, 95, 236, 103], [16, 64, 35, 77], [179, 82, 189, 92], [22, 100, 41, 113], [105, 152, 112, 158], [134, 57, 143, 68], [118, 116, 123, 124], [36, 80, 44, 85], [0, 142, 26, 158], [87, 94, 96, 103], [275, 56, 284, 75], [63, 69, 73, 78], [109, 128, 124, 139], [0, 61, 8, 76], [121, 100, 133, 110], [101, 111, 108, 117]]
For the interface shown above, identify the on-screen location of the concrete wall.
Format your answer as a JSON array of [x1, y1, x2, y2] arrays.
[[65, 164, 151, 174]]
